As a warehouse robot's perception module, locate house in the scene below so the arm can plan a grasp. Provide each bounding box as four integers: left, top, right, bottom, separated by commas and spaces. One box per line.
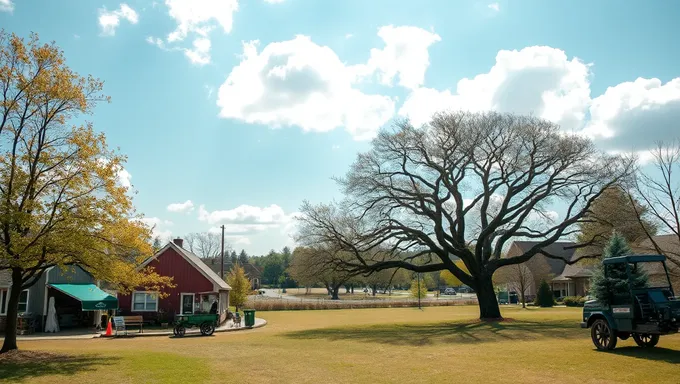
0, 265, 116, 332
499, 241, 596, 299
633, 234, 680, 290
116, 238, 231, 324
204, 258, 262, 290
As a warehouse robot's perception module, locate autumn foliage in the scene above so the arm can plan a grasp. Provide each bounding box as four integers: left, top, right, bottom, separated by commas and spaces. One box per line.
0, 30, 172, 352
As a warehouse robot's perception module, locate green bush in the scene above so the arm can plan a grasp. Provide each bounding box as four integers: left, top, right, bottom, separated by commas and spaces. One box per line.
535, 280, 555, 307
562, 296, 587, 307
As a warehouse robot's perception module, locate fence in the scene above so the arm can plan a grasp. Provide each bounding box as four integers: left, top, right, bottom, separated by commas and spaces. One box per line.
245, 296, 478, 311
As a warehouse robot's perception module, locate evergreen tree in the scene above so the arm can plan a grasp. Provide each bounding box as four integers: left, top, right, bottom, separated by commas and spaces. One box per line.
230, 250, 238, 265
238, 249, 249, 264
536, 280, 554, 307
152, 236, 162, 253
590, 232, 649, 303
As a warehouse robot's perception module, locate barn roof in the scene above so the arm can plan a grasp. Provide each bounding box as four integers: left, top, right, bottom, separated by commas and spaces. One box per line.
141, 242, 231, 291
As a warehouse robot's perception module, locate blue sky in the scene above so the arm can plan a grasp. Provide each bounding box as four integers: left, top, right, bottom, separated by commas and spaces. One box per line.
1, 0, 679, 254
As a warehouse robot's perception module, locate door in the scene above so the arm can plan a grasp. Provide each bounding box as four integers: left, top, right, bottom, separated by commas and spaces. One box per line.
181, 293, 194, 314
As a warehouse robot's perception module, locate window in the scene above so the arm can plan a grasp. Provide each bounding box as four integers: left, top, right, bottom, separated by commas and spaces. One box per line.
0, 289, 29, 314
132, 291, 158, 312
0, 290, 7, 315
17, 290, 29, 313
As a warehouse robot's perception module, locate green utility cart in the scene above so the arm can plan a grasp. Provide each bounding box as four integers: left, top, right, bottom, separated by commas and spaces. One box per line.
581, 254, 680, 350
173, 313, 218, 337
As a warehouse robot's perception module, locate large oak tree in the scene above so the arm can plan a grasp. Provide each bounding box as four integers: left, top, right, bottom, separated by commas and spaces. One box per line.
0, 31, 172, 352
296, 111, 630, 319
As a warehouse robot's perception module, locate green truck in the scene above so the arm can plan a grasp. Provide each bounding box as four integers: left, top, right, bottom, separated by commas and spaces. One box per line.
581, 255, 680, 350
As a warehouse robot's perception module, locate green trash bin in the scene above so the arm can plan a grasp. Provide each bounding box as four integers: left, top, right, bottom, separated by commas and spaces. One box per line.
243, 309, 256, 327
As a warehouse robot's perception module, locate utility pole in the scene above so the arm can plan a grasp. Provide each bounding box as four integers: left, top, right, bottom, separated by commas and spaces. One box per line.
220, 225, 225, 278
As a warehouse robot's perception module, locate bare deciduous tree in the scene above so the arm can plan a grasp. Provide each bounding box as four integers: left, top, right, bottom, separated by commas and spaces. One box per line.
630, 141, 680, 279
296, 111, 630, 319
289, 246, 356, 300
185, 232, 224, 259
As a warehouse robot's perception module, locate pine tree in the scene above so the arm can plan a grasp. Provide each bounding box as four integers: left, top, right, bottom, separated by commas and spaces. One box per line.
589, 232, 648, 303
536, 280, 554, 307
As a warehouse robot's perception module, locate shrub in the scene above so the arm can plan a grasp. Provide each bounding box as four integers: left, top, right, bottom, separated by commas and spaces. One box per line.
562, 296, 587, 307
535, 280, 555, 307
409, 279, 428, 299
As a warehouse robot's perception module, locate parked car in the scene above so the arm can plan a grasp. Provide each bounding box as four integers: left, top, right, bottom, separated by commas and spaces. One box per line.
457, 286, 474, 293
442, 288, 457, 295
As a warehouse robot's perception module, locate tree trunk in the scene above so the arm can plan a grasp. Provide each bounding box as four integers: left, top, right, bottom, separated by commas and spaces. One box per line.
330, 284, 342, 300
520, 287, 526, 309
371, 284, 377, 296
1, 272, 23, 353
345, 285, 350, 293
475, 275, 502, 320
351, 285, 354, 294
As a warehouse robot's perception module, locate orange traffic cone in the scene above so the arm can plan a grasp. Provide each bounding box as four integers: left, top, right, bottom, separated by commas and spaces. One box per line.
105, 317, 113, 337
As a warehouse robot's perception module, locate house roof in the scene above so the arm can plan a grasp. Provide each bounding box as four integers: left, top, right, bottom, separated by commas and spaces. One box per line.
0, 269, 10, 287
509, 241, 577, 276
243, 263, 261, 277
141, 242, 231, 291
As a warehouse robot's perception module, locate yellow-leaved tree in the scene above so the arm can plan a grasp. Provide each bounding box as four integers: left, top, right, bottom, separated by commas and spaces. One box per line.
0, 31, 173, 353
227, 263, 251, 312
439, 260, 470, 287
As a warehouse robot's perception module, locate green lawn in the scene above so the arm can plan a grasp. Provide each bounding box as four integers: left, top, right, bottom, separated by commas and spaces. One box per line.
2, 306, 679, 384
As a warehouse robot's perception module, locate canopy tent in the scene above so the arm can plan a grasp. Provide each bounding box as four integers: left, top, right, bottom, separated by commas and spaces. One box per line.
48, 283, 118, 311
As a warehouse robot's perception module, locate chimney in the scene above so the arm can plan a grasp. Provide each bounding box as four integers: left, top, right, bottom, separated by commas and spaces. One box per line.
173, 237, 184, 248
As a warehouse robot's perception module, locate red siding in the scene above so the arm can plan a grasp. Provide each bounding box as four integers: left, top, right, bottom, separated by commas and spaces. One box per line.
118, 247, 214, 322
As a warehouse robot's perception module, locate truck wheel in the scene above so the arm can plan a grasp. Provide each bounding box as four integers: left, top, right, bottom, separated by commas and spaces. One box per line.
591, 319, 617, 351
633, 333, 659, 347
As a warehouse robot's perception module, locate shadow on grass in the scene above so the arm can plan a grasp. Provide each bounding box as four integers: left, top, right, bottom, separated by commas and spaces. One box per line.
285, 319, 583, 346
608, 346, 680, 364
0, 351, 117, 382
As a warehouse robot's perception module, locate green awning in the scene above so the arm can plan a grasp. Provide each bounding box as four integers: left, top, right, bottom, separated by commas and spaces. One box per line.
49, 283, 118, 311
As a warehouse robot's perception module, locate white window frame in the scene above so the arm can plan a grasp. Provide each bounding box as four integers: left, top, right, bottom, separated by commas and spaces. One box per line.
17, 289, 29, 313
180, 293, 195, 314
0, 289, 7, 315
132, 291, 158, 312
0, 289, 29, 314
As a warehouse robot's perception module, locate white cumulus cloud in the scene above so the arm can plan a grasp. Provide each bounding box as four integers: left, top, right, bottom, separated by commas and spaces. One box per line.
167, 200, 195, 213
198, 204, 299, 246
488, 3, 500, 12
352, 25, 441, 90
583, 77, 680, 151
184, 37, 211, 65
0, 0, 14, 12
399, 46, 592, 131
165, 0, 238, 41
149, 0, 238, 64
216, 36, 395, 140
137, 217, 173, 241
98, 3, 139, 36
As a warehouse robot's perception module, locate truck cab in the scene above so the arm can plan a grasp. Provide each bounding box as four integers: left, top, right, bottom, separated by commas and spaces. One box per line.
581, 255, 680, 350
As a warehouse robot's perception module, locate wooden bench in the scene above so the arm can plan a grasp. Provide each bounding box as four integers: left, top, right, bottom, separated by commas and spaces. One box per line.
122, 315, 144, 333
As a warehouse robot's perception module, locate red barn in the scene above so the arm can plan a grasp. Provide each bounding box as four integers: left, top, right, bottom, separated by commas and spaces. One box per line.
117, 238, 231, 324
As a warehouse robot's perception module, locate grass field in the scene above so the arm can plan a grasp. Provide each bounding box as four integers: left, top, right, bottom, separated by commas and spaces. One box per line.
2, 305, 679, 384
